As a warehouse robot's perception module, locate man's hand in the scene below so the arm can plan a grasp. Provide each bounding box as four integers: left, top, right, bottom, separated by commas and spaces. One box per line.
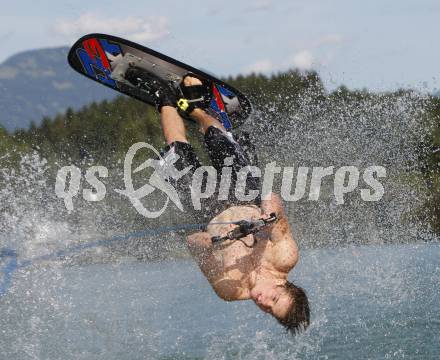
261, 192, 286, 221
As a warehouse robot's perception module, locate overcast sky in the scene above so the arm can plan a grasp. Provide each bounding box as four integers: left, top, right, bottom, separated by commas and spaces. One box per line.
1, 0, 439, 92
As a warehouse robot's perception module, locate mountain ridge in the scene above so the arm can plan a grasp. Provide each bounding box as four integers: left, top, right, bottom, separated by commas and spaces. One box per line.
0, 46, 116, 132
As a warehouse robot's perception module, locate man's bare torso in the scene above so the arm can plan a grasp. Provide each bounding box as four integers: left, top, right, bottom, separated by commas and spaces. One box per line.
187, 203, 298, 301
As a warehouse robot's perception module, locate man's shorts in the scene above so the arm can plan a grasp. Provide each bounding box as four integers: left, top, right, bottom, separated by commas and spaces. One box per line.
160, 126, 261, 219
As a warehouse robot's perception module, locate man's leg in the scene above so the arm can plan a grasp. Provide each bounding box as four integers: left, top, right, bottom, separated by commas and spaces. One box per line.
158, 105, 203, 214
186, 107, 261, 209
160, 106, 188, 144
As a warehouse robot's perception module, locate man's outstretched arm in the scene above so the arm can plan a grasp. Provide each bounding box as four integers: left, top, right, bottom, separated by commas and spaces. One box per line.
260, 193, 299, 271
260, 192, 290, 242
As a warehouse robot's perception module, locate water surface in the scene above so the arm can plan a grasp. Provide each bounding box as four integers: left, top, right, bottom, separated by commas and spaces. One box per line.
1, 243, 439, 359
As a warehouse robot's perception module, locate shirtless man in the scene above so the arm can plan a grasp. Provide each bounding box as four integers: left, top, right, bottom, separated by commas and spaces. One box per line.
125, 68, 310, 333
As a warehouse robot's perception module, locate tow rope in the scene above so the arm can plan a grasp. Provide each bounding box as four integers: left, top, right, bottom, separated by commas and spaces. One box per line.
0, 214, 277, 298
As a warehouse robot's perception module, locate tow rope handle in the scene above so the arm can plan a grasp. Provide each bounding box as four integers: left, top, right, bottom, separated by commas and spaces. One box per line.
211, 213, 278, 244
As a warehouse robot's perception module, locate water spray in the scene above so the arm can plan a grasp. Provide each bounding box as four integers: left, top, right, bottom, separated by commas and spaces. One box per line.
0, 216, 275, 298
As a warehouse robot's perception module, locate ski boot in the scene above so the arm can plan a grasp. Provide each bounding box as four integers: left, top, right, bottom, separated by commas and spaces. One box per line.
124, 66, 177, 111
176, 73, 212, 116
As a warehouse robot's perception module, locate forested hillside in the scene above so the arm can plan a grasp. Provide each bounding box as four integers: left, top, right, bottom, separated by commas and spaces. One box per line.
1, 70, 439, 256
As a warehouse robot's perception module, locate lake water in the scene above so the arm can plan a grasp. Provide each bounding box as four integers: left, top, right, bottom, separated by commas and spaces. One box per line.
0, 243, 439, 359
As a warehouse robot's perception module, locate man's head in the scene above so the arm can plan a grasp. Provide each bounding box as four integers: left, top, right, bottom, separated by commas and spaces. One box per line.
250, 280, 310, 334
